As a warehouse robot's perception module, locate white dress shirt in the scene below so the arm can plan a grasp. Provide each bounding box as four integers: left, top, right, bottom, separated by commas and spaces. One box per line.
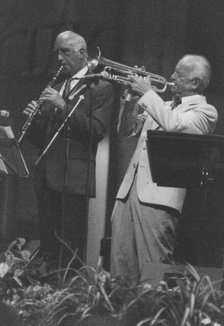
60, 66, 88, 100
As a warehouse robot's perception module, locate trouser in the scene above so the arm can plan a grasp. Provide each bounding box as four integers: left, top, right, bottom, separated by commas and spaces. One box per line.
110, 177, 179, 283
36, 181, 88, 270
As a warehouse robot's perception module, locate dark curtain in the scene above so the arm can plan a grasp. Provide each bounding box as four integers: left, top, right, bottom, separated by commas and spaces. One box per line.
0, 0, 224, 265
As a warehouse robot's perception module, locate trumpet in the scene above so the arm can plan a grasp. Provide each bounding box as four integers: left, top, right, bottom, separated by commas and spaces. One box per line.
18, 65, 64, 144
84, 47, 174, 92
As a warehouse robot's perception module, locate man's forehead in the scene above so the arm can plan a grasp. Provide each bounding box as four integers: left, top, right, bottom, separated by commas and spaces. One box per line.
176, 59, 192, 72
54, 38, 82, 52
54, 40, 73, 51
54, 42, 69, 50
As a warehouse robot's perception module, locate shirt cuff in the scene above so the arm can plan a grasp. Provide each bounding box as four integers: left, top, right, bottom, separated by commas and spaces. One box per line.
137, 89, 159, 110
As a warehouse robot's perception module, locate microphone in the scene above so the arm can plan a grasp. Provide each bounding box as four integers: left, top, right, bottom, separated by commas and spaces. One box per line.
74, 71, 110, 81
0, 110, 10, 126
0, 110, 10, 118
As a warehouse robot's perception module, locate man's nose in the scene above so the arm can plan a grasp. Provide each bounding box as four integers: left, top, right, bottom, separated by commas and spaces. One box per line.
57, 50, 63, 61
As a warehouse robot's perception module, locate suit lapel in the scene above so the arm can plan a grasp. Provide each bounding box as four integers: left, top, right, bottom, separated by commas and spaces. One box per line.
67, 68, 92, 101
68, 80, 85, 100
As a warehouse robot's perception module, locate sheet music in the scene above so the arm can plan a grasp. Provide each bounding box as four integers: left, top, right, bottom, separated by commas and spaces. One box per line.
0, 126, 14, 139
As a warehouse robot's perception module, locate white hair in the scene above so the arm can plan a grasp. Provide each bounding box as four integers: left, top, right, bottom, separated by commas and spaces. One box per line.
182, 54, 211, 92
56, 31, 87, 53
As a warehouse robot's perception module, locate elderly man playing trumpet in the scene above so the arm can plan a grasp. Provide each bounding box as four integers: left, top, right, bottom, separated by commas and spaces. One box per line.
110, 54, 218, 283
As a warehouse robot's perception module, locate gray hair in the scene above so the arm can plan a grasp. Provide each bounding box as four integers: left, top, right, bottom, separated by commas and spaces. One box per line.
182, 54, 211, 93
56, 31, 87, 53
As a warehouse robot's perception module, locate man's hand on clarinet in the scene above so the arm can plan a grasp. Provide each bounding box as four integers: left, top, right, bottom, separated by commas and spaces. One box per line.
23, 100, 38, 116
40, 86, 66, 111
23, 86, 67, 117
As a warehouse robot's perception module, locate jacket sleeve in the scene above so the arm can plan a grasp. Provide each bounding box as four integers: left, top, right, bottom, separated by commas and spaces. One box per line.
24, 103, 53, 148
117, 90, 146, 137
137, 90, 218, 134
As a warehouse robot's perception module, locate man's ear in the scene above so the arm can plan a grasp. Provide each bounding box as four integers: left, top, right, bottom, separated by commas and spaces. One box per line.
79, 48, 85, 58
192, 77, 201, 90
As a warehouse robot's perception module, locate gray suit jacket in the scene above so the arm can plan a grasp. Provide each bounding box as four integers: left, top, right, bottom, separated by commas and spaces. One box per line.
116, 91, 218, 212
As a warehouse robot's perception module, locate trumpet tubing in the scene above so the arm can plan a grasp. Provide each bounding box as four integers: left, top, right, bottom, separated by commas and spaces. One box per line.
18, 65, 64, 143
88, 47, 173, 92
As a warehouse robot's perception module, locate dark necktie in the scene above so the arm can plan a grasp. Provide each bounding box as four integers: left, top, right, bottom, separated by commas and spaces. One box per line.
63, 78, 72, 99
171, 96, 182, 110
47, 78, 72, 137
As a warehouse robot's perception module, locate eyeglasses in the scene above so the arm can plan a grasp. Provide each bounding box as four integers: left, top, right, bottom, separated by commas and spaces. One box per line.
54, 48, 85, 55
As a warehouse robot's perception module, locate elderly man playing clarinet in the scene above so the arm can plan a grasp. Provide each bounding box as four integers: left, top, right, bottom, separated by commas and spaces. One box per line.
23, 31, 114, 272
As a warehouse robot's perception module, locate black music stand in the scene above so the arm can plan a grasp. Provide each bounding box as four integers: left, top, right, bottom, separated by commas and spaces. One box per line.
0, 126, 29, 241
147, 130, 224, 189
147, 130, 224, 267
0, 126, 29, 177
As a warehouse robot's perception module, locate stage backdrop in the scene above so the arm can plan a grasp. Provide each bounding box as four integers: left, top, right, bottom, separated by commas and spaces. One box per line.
0, 0, 224, 268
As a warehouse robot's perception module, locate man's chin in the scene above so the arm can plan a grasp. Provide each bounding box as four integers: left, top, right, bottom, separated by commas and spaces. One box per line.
62, 66, 72, 76
170, 85, 176, 94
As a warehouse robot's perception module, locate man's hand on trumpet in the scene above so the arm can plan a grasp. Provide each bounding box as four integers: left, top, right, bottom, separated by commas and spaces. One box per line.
128, 75, 152, 96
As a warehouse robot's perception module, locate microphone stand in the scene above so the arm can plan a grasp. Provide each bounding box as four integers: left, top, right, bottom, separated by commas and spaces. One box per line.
56, 80, 95, 271
82, 81, 96, 263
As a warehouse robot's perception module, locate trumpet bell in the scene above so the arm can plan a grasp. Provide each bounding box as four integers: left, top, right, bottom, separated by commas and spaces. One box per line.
87, 57, 99, 72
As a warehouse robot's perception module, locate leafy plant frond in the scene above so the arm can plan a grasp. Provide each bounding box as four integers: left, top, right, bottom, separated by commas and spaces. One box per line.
1, 239, 224, 326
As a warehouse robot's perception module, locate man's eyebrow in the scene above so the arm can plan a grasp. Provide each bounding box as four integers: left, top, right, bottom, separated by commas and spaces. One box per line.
54, 46, 70, 52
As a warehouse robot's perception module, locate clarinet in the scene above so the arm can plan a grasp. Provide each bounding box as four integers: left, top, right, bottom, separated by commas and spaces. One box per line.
18, 65, 64, 144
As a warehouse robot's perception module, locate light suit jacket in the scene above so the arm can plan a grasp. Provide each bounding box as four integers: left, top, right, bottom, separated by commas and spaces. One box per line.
116, 90, 218, 213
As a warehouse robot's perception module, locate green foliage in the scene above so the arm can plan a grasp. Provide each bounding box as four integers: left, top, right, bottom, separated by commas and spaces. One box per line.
0, 238, 44, 300
1, 239, 224, 326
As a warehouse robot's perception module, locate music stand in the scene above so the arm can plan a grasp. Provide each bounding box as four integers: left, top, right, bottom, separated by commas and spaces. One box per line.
0, 126, 29, 177
147, 130, 224, 267
0, 126, 29, 241
147, 130, 224, 188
